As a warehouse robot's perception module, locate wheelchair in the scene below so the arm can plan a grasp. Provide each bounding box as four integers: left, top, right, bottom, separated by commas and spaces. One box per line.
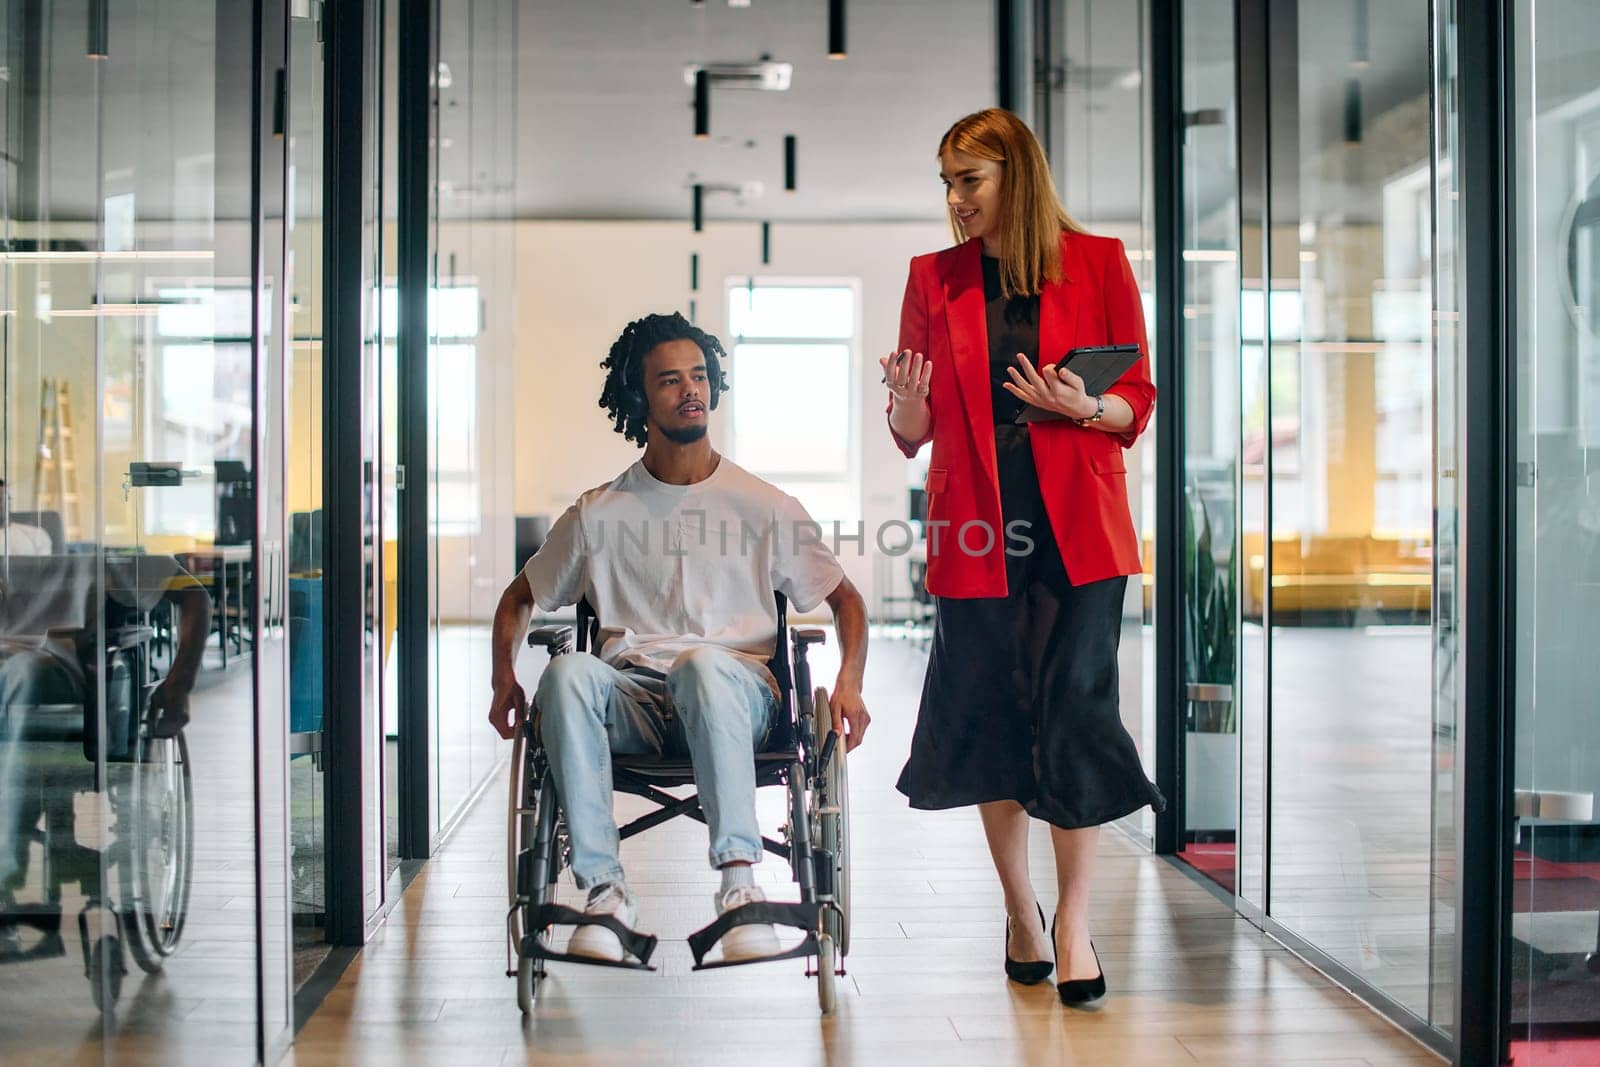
505, 593, 851, 1014
0, 610, 194, 1013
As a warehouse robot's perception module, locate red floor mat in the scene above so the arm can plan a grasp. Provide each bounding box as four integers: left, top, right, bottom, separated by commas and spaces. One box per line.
1510, 1039, 1600, 1065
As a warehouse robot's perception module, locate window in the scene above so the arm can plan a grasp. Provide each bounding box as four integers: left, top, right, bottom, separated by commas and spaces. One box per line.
379, 284, 482, 537
725, 279, 861, 523
146, 286, 255, 538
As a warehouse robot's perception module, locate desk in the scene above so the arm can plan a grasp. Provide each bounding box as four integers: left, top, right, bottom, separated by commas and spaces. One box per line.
180, 544, 252, 668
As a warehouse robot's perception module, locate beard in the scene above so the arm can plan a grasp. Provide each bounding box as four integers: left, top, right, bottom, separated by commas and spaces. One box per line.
657, 422, 708, 445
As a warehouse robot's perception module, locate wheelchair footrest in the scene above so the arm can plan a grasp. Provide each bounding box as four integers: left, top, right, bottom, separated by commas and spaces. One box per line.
521, 903, 659, 970
687, 899, 821, 971
0, 928, 66, 966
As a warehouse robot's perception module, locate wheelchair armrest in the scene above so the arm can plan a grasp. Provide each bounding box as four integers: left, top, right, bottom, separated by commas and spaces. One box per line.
106, 625, 154, 655
792, 627, 827, 649
527, 625, 574, 655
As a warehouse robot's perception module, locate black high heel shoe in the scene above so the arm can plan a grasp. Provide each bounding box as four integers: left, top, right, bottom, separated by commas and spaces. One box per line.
1004, 902, 1054, 985
1052, 919, 1107, 1005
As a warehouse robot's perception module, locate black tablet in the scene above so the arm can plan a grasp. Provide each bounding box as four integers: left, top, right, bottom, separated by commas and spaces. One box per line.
1018, 344, 1142, 422
1059, 343, 1142, 395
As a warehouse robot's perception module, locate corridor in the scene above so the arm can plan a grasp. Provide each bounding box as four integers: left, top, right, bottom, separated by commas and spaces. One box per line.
290, 639, 1439, 1066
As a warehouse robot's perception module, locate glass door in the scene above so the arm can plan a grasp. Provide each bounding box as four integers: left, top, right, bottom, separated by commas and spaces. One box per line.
1506, 0, 1600, 1058
1177, 0, 1243, 895
1256, 0, 1452, 1030
286, 0, 333, 979
1, 0, 280, 1059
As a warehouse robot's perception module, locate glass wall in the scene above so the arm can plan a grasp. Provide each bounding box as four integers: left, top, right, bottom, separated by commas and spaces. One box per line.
0, 0, 289, 1060
287, 0, 332, 982
1176, 0, 1460, 1046
428, 0, 518, 839
1505, 0, 1600, 1058
1264, 0, 1440, 1019
1177, 0, 1242, 893
1045, 0, 1161, 844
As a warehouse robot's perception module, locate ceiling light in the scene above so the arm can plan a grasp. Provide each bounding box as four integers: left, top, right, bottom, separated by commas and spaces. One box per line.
87, 0, 109, 59
694, 69, 710, 139
681, 60, 793, 92
828, 0, 846, 59
1343, 78, 1362, 145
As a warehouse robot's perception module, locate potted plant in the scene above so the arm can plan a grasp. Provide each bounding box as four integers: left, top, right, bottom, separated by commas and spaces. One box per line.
1184, 484, 1237, 835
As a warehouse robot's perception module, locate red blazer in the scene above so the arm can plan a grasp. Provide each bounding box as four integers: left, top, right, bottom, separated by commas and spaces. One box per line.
886, 231, 1155, 598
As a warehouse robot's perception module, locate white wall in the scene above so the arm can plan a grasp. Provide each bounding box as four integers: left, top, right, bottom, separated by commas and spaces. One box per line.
511, 219, 953, 617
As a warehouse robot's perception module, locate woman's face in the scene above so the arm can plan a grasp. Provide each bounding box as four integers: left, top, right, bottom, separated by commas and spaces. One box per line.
940, 149, 1004, 245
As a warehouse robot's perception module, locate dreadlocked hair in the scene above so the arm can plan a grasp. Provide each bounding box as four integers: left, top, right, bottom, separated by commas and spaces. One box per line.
597, 312, 729, 446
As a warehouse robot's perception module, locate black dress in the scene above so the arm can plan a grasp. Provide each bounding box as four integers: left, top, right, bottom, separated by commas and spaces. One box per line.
895, 255, 1166, 830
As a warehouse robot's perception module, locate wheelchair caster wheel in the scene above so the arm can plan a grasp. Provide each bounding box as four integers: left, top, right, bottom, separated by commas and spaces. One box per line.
816, 933, 838, 1015
517, 954, 539, 1015
89, 936, 125, 1014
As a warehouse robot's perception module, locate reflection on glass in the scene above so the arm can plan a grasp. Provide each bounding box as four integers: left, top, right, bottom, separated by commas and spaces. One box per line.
1507, 0, 1600, 1057
1430, 0, 1462, 1036
1266, 0, 1437, 1019
287, 0, 331, 985
431, 0, 518, 842
1177, 0, 1242, 895
1, 1, 264, 1058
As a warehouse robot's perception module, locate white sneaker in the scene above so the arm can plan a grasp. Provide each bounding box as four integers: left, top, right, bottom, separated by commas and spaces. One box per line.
567, 883, 639, 963
714, 883, 782, 963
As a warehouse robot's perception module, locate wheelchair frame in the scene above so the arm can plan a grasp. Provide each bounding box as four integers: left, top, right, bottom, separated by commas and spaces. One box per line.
505, 593, 851, 1014
0, 619, 195, 1014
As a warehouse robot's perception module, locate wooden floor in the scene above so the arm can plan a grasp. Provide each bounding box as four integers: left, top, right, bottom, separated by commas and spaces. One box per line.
289, 636, 1446, 1067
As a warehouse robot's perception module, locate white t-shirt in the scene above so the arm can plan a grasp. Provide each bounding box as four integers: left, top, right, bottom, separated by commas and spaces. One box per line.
2, 523, 53, 556
521, 456, 844, 681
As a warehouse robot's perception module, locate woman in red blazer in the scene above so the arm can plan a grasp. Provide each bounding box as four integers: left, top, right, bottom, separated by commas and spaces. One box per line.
884, 109, 1164, 1005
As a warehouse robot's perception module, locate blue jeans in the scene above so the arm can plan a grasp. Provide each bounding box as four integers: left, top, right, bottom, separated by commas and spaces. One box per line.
535, 646, 777, 890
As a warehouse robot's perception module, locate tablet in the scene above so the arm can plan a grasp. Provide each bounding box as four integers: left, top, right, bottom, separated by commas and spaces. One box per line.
1018, 344, 1142, 422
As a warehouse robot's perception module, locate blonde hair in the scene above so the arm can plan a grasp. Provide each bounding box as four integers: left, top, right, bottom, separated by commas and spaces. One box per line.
938, 108, 1086, 298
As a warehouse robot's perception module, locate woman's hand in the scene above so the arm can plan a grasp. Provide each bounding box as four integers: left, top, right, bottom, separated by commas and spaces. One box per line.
880, 349, 933, 407
1003, 353, 1098, 421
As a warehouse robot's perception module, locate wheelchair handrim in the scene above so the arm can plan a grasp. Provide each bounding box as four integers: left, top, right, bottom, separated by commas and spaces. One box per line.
128, 730, 193, 957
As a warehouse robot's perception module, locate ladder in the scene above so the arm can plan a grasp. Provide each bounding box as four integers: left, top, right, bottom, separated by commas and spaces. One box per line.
33, 379, 82, 541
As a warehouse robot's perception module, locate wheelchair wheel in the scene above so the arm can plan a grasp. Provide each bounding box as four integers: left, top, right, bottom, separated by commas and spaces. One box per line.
508, 727, 560, 1015
816, 933, 838, 1014
88, 935, 124, 1014
517, 953, 539, 1015
122, 730, 193, 973
810, 686, 851, 958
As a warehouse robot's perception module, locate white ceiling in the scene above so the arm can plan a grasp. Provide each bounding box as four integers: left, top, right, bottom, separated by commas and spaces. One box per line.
502, 0, 996, 223
5, 0, 1466, 232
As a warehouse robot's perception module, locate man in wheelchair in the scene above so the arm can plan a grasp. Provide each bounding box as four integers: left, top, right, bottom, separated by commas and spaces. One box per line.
489, 312, 869, 966
0, 550, 210, 990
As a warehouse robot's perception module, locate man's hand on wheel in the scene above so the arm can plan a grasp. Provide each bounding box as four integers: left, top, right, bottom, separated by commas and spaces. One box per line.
147, 674, 194, 738
488, 673, 528, 740
828, 681, 870, 752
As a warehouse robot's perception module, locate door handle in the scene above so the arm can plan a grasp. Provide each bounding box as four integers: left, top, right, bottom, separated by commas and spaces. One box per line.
124, 462, 204, 495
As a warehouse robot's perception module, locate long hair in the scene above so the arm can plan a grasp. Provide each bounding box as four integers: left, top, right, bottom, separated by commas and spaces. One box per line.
597, 311, 729, 446
938, 108, 1086, 298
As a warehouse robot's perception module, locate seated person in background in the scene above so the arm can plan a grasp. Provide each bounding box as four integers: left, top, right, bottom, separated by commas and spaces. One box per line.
488, 312, 870, 964
0, 552, 211, 912
0, 480, 54, 556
